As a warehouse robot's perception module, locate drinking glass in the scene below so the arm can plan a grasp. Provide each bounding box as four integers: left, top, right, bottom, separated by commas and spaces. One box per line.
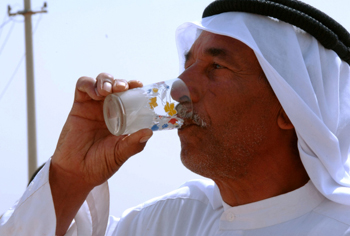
103, 78, 192, 136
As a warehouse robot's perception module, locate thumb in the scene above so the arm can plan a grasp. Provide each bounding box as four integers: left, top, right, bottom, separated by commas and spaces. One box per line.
114, 129, 153, 166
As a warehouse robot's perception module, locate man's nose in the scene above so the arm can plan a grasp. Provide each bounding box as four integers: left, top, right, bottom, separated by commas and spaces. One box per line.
170, 79, 191, 104
178, 64, 207, 103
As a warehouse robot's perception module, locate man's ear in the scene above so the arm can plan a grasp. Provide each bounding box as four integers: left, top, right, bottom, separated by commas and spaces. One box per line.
277, 108, 294, 130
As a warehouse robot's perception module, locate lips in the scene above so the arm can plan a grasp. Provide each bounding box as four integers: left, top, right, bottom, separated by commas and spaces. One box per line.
179, 118, 199, 131
175, 102, 192, 119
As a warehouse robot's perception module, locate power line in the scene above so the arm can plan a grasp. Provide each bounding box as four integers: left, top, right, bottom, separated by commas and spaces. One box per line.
0, 55, 25, 101
7, 18, 24, 23
0, 18, 11, 29
0, 14, 43, 102
0, 20, 15, 55
33, 14, 43, 33
0, 15, 7, 40
0, 19, 12, 28
0, 4, 26, 29
0, 16, 10, 31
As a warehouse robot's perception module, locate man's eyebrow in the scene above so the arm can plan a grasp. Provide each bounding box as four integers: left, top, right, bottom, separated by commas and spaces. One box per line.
184, 47, 231, 65
204, 47, 228, 58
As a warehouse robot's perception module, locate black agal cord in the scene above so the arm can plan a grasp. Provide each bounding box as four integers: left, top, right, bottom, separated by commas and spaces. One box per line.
202, 0, 350, 64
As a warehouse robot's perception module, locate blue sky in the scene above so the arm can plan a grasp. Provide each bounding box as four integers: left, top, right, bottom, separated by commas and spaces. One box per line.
0, 0, 349, 217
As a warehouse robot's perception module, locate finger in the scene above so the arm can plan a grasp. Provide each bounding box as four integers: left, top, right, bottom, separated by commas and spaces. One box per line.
128, 80, 143, 89
114, 129, 153, 167
96, 73, 115, 97
112, 78, 129, 93
75, 76, 102, 102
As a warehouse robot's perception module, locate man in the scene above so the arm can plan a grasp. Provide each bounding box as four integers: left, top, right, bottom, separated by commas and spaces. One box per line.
1, 0, 350, 235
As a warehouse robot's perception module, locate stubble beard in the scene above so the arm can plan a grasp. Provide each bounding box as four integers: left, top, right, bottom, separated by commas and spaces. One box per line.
180, 117, 266, 181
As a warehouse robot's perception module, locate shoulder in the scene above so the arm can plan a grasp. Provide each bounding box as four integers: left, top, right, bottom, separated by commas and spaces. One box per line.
140, 179, 216, 209
114, 179, 222, 235
122, 179, 219, 215
313, 198, 350, 226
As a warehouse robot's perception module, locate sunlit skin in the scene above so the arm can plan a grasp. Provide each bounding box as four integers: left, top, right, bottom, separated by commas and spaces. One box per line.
178, 31, 309, 207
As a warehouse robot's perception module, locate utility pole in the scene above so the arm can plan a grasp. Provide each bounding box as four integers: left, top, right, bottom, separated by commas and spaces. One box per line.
8, 1, 47, 181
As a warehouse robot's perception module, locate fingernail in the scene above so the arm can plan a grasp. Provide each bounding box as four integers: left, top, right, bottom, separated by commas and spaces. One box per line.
139, 135, 152, 143
103, 82, 112, 93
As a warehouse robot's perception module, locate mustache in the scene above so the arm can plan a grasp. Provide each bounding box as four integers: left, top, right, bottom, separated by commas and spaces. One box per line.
176, 103, 207, 128
191, 111, 207, 127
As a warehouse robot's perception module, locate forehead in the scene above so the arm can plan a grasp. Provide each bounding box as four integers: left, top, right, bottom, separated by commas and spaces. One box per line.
187, 31, 260, 67
190, 31, 255, 55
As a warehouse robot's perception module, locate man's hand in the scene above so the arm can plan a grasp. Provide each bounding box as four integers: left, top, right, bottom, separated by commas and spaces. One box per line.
49, 73, 153, 235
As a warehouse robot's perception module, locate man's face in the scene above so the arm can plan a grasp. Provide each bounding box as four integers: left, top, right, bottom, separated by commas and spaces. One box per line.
178, 31, 282, 180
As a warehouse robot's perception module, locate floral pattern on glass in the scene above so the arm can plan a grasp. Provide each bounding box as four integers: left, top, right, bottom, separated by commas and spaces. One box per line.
146, 82, 183, 131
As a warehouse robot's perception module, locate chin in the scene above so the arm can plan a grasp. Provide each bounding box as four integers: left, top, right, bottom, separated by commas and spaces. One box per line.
180, 147, 215, 178
180, 145, 252, 180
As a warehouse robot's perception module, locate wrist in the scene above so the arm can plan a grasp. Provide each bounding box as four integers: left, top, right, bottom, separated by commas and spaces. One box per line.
49, 160, 94, 198
49, 161, 93, 235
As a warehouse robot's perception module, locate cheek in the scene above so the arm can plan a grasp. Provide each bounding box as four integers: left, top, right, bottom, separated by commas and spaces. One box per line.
205, 86, 245, 125
202, 77, 278, 131
204, 88, 272, 139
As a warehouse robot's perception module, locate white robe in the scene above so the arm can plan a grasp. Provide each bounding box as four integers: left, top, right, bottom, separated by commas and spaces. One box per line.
1, 159, 350, 236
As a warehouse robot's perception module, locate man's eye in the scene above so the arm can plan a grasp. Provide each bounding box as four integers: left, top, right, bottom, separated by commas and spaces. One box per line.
213, 63, 223, 69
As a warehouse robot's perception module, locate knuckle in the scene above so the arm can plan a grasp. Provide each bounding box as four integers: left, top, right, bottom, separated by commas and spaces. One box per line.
112, 79, 129, 92
97, 73, 114, 82
76, 76, 94, 90
114, 142, 127, 167
77, 76, 89, 84
115, 78, 128, 85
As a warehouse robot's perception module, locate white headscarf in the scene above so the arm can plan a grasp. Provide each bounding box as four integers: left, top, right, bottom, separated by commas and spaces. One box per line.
175, 12, 350, 205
